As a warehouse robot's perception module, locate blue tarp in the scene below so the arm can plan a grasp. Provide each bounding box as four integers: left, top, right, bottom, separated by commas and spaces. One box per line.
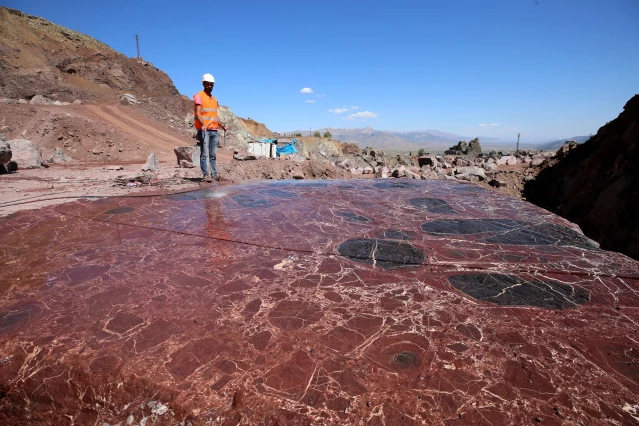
276, 138, 298, 157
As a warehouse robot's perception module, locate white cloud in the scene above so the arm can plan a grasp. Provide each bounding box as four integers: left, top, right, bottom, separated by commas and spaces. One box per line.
305, 100, 315, 104
343, 111, 378, 120
479, 124, 487, 127
329, 106, 359, 114
479, 123, 500, 127
300, 87, 314, 94
490, 123, 500, 127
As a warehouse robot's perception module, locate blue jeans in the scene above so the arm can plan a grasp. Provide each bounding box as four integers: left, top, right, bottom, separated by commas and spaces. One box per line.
197, 130, 219, 178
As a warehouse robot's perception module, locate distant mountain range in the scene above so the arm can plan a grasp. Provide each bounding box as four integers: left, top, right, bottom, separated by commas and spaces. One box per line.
287, 126, 589, 152
287, 126, 508, 152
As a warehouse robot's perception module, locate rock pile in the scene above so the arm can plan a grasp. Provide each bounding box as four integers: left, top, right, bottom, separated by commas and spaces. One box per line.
333, 149, 554, 185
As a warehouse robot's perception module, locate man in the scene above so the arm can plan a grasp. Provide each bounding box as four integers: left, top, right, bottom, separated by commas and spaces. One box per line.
194, 73, 227, 182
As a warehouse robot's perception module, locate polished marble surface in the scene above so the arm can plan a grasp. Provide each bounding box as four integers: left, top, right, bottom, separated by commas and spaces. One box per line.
1, 180, 639, 425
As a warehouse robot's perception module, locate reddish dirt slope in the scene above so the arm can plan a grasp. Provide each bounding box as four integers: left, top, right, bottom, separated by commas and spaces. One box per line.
0, 102, 194, 163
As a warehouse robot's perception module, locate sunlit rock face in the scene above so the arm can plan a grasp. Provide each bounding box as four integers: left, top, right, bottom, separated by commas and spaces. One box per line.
2, 179, 639, 425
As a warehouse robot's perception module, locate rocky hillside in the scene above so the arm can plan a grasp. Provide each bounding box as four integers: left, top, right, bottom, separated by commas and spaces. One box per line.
524, 94, 639, 260
0, 7, 178, 101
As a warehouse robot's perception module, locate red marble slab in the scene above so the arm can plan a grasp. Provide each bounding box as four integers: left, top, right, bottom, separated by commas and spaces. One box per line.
1, 180, 639, 425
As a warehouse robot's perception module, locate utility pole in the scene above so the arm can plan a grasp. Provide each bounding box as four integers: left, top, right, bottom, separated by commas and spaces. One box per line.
135, 35, 140, 59
309, 128, 311, 137
516, 133, 520, 153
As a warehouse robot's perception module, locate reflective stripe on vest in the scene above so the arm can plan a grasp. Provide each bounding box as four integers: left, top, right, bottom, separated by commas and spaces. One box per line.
193, 91, 219, 130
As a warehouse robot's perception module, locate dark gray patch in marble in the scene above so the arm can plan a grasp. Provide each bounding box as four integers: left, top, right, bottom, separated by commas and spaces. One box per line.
448, 273, 590, 310
259, 189, 297, 199
373, 181, 418, 189
393, 351, 418, 367
336, 238, 424, 269
232, 195, 273, 208
338, 212, 370, 223
483, 223, 599, 249
103, 207, 135, 215
410, 198, 457, 214
380, 230, 417, 241
421, 219, 527, 235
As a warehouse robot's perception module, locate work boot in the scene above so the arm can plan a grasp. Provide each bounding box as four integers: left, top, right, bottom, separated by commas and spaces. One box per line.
204, 175, 213, 183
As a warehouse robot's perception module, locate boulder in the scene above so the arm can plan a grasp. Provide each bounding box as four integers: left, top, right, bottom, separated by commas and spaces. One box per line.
489, 179, 507, 188
531, 156, 545, 167
142, 152, 161, 171
73, 99, 82, 105
17, 99, 28, 104
375, 166, 390, 178
0, 140, 12, 164
421, 169, 438, 180
48, 147, 73, 164
405, 170, 420, 179
456, 166, 486, 179
362, 166, 374, 174
418, 156, 435, 168
7, 139, 44, 168
483, 162, 498, 171
29, 95, 52, 105
496, 155, 516, 165
0, 98, 15, 104
391, 166, 407, 178
0, 161, 18, 174
120, 93, 138, 105
174, 146, 200, 167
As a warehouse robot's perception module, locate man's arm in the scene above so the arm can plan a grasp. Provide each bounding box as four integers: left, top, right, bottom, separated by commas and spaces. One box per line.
195, 105, 207, 129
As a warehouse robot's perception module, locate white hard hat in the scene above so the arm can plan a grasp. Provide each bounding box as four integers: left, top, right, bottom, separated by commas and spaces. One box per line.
202, 73, 215, 83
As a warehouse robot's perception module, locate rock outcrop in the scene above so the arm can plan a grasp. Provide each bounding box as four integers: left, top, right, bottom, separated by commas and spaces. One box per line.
445, 138, 482, 156
525, 94, 639, 260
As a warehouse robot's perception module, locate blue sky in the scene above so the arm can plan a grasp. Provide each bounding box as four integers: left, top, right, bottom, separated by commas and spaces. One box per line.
4, 0, 638, 141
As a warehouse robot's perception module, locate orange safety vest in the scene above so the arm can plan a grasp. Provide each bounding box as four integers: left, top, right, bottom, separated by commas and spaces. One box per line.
194, 91, 219, 130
